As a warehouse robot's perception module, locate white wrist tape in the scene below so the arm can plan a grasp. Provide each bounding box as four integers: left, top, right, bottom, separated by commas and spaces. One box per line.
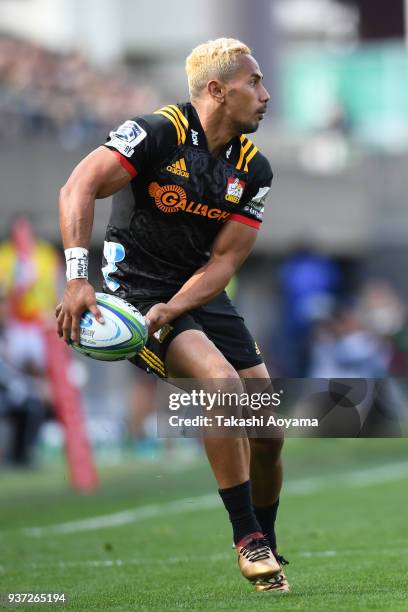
65, 247, 89, 281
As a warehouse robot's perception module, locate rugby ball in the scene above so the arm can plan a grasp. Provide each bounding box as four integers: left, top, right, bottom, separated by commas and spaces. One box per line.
72, 293, 148, 361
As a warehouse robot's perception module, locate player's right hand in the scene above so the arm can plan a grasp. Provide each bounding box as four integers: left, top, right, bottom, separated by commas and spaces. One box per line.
144, 302, 172, 336
56, 279, 104, 345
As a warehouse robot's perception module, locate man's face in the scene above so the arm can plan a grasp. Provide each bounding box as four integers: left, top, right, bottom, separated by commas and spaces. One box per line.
223, 54, 270, 134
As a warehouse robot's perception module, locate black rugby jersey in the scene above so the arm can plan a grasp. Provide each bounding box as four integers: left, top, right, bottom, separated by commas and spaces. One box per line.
102, 102, 273, 299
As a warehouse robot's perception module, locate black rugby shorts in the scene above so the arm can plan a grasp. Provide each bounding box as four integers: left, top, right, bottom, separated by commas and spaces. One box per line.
127, 291, 263, 378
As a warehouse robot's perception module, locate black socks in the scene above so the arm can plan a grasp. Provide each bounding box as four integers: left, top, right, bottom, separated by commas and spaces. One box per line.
219, 482, 280, 550
254, 498, 280, 552
218, 480, 262, 546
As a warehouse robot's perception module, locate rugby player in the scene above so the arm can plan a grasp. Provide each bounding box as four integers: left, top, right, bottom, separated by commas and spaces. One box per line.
57, 38, 288, 592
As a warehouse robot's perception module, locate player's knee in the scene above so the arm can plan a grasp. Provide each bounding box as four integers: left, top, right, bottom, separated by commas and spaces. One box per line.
202, 356, 240, 381
250, 437, 284, 463
201, 361, 244, 402
215, 363, 240, 381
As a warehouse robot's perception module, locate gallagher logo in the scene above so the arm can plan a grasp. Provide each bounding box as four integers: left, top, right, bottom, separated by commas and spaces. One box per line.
148, 182, 230, 222
225, 178, 245, 204
148, 183, 187, 213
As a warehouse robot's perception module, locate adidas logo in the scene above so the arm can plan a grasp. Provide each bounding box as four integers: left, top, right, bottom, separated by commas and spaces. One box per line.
166, 158, 189, 178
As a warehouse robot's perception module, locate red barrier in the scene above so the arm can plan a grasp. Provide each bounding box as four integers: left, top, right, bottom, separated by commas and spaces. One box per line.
43, 323, 99, 492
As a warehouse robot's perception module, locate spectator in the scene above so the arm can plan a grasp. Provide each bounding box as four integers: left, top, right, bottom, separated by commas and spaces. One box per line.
308, 298, 405, 435
309, 302, 389, 378
278, 247, 341, 376
0, 217, 64, 464
0, 286, 45, 465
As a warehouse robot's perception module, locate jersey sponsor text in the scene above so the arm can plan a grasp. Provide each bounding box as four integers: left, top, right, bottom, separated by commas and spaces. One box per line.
149, 183, 230, 222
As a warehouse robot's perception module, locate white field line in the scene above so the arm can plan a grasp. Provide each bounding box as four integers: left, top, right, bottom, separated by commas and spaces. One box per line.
22, 494, 218, 538
284, 460, 408, 495
300, 551, 337, 557
20, 460, 408, 538
8, 546, 408, 572
25, 553, 232, 571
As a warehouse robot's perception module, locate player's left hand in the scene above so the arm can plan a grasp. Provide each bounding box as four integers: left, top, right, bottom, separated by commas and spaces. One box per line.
145, 303, 172, 335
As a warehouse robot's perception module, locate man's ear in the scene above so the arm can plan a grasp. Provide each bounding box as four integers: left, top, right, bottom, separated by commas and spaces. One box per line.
208, 80, 225, 103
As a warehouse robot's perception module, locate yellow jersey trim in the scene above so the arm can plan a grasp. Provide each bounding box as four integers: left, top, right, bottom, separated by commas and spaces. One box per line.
154, 108, 183, 144
244, 145, 258, 172
168, 104, 189, 129
236, 137, 252, 170
236, 135, 258, 172
154, 105, 188, 144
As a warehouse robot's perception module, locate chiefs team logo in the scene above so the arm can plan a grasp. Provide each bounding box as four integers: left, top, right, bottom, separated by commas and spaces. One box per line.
225, 178, 246, 204
148, 182, 187, 213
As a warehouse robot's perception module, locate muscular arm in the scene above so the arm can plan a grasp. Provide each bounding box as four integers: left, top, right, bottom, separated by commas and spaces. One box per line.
57, 147, 132, 343
60, 147, 131, 248
146, 221, 258, 333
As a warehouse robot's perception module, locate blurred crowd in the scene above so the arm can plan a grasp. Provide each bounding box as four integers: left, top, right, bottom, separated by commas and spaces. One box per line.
270, 248, 408, 380
0, 35, 159, 145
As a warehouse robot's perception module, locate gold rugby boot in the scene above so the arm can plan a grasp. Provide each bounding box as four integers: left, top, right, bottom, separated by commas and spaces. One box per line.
236, 534, 281, 583
254, 554, 290, 593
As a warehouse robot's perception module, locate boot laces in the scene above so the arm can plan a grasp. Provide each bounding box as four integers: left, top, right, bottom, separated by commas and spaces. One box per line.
241, 537, 272, 563
275, 553, 289, 566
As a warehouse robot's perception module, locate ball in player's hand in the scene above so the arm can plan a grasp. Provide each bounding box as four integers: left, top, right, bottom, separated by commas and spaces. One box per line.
72, 293, 147, 361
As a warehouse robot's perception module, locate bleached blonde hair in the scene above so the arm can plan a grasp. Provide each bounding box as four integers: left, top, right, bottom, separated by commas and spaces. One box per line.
186, 38, 251, 100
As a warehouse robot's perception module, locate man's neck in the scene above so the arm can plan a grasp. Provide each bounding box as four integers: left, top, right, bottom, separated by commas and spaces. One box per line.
192, 101, 237, 157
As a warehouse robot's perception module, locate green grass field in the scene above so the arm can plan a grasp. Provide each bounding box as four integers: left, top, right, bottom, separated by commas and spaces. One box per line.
1, 439, 408, 611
